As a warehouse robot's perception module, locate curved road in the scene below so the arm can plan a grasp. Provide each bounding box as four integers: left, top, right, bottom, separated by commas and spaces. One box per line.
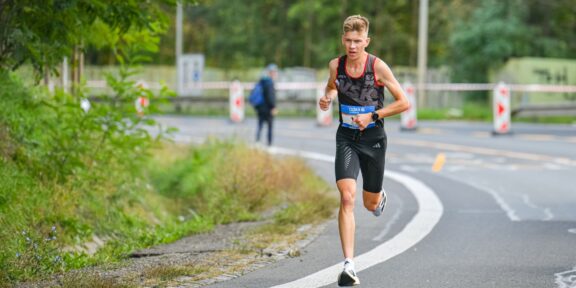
153, 116, 576, 288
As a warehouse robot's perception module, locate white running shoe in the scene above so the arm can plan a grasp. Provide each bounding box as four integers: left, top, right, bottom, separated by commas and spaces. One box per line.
373, 189, 387, 217
338, 260, 360, 286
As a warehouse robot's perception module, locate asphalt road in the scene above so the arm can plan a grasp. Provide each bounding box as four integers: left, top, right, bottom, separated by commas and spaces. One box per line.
152, 116, 576, 288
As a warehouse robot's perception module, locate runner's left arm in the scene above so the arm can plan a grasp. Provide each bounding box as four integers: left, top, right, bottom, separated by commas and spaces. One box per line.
353, 59, 409, 129
373, 59, 410, 118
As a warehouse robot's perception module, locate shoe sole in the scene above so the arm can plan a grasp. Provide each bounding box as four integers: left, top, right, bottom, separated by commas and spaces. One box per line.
373, 190, 387, 216
338, 270, 360, 286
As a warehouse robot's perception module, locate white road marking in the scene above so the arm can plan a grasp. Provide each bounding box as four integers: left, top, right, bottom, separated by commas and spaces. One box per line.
438, 173, 520, 221
522, 194, 555, 221
372, 197, 403, 242
457, 209, 503, 214
399, 165, 420, 173
555, 266, 576, 288
267, 147, 444, 288
568, 229, 576, 234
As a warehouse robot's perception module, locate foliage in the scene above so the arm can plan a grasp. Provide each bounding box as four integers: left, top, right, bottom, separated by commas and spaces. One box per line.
449, 0, 576, 85
113, 0, 422, 69
0, 21, 174, 281
0, 0, 196, 76
129, 0, 575, 76
449, 0, 533, 84
7, 227, 65, 280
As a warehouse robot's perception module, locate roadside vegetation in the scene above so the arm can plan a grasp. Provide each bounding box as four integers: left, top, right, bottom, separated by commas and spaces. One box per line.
0, 70, 335, 286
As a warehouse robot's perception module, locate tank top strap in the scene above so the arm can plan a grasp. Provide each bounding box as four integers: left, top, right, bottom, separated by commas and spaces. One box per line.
366, 54, 376, 75
337, 55, 347, 76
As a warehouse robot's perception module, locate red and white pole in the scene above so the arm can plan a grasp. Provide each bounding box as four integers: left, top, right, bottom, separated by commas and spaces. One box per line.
493, 82, 511, 135
401, 82, 418, 131
316, 84, 333, 126
229, 80, 245, 123
135, 80, 150, 117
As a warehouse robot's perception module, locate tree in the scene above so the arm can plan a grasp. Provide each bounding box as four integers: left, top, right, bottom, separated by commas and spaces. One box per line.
449, 0, 534, 83
0, 0, 194, 77
448, 0, 576, 85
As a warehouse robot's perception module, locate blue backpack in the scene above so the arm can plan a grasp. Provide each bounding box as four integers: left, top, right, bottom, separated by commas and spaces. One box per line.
249, 80, 264, 107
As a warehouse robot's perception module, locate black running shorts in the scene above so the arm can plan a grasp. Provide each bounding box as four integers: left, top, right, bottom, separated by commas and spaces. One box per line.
335, 125, 387, 193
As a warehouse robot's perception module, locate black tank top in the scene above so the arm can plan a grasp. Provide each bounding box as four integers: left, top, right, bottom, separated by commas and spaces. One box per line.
336, 54, 385, 129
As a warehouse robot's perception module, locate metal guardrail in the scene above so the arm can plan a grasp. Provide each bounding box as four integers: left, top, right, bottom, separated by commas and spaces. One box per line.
511, 105, 576, 117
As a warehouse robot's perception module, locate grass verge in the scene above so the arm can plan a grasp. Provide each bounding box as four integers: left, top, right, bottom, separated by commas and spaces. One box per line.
2, 139, 336, 287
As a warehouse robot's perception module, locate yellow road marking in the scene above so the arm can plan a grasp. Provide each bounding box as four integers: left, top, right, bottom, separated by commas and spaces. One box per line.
394, 139, 576, 166
432, 153, 446, 172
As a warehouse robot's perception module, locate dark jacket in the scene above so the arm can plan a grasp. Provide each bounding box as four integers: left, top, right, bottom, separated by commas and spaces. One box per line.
257, 77, 276, 113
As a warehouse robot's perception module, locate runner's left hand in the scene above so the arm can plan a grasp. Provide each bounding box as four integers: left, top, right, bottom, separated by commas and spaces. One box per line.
352, 113, 370, 131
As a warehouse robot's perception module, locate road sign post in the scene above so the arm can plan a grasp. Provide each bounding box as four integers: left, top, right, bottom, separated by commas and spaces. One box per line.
229, 80, 245, 123
178, 54, 204, 97
316, 85, 333, 126
401, 82, 418, 131
493, 82, 511, 135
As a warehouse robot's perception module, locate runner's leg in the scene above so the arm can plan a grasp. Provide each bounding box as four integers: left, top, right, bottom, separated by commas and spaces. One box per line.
337, 179, 357, 260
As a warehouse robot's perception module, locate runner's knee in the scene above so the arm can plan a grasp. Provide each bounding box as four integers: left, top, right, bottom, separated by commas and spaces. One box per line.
340, 190, 355, 210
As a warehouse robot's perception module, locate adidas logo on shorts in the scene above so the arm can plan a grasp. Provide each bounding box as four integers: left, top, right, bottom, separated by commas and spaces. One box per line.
372, 142, 381, 149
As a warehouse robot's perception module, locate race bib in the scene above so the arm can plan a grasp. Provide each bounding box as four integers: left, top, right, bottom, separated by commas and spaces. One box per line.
341, 104, 376, 129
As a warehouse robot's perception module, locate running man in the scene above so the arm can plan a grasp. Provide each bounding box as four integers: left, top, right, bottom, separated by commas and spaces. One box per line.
318, 15, 410, 286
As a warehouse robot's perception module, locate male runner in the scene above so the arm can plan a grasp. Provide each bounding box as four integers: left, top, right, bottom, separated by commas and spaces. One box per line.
318, 15, 409, 286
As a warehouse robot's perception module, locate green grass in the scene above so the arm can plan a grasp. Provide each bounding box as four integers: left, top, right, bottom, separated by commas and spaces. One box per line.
514, 116, 576, 124
417, 103, 492, 121
0, 139, 336, 285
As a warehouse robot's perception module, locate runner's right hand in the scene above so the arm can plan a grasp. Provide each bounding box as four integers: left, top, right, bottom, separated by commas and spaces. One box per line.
319, 95, 332, 111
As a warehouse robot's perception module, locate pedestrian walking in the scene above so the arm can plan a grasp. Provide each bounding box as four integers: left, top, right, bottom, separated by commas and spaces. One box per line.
251, 64, 278, 146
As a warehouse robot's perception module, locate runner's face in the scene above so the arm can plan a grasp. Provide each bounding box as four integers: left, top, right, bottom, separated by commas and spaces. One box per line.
342, 31, 370, 60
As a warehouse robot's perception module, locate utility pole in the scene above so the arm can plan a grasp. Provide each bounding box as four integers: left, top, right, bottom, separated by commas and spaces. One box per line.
176, 2, 183, 96
417, 0, 429, 107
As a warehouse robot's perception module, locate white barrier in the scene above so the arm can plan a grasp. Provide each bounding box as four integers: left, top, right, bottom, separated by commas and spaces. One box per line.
401, 82, 418, 130
135, 80, 150, 116
229, 80, 245, 123
493, 82, 511, 135
316, 86, 333, 126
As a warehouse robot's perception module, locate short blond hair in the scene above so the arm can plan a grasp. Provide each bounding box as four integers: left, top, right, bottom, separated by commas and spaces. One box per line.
343, 15, 369, 35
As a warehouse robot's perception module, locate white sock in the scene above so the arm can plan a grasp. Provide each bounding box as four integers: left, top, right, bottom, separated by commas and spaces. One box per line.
344, 258, 355, 270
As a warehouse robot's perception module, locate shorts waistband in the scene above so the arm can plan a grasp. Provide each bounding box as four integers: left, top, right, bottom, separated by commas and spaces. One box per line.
337, 124, 385, 140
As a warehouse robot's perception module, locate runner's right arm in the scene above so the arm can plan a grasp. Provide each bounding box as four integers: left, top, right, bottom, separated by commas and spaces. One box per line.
319, 58, 339, 111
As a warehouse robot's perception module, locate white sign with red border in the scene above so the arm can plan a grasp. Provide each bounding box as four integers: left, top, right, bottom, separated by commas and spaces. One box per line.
401, 82, 418, 130
316, 86, 333, 126
135, 80, 150, 116
229, 80, 245, 123
493, 82, 511, 134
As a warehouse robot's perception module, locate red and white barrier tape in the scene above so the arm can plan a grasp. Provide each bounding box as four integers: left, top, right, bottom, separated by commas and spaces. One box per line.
85, 80, 576, 93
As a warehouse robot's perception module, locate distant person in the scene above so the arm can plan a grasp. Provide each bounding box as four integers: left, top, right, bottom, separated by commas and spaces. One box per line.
251, 64, 278, 146
318, 15, 409, 286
